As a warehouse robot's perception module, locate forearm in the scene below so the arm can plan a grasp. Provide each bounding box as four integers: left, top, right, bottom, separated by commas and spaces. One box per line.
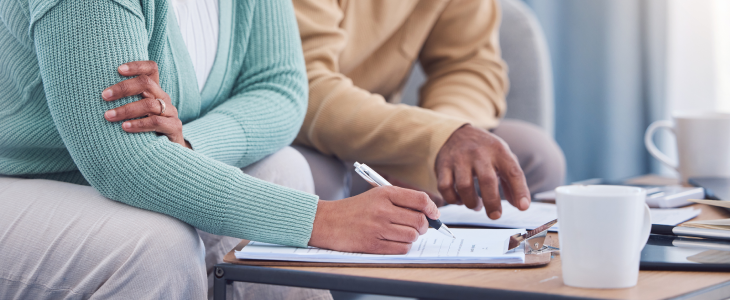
299, 75, 465, 194
420, 69, 506, 129
294, 0, 469, 193
34, 0, 317, 247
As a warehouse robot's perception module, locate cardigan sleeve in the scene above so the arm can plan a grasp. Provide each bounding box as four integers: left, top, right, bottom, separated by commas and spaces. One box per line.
418, 0, 508, 130
182, 0, 309, 168
293, 0, 466, 195
31, 0, 318, 247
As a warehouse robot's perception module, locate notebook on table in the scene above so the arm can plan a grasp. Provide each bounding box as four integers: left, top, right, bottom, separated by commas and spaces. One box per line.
223, 228, 553, 268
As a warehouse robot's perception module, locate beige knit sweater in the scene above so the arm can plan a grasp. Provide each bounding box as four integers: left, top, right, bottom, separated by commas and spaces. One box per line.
294, 0, 508, 195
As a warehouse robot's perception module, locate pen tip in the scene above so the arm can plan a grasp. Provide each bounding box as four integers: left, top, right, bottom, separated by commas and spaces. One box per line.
441, 226, 456, 239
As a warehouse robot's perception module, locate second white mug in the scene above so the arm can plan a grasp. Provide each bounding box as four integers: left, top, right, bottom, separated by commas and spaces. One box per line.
645, 112, 730, 182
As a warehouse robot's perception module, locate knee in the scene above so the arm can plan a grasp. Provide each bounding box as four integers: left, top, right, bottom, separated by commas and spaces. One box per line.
242, 146, 316, 193
492, 119, 566, 193
119, 212, 208, 295
134, 213, 206, 262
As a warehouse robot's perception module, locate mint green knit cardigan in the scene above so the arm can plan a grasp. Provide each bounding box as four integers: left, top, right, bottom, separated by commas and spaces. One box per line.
0, 0, 318, 247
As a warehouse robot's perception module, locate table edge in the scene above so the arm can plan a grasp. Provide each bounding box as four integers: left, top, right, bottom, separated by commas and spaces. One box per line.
214, 263, 600, 300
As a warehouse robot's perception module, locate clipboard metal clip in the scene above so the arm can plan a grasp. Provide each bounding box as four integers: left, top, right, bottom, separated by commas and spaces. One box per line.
506, 219, 560, 254
523, 231, 560, 254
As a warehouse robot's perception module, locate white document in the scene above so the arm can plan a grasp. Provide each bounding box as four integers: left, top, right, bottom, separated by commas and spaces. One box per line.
235, 228, 525, 264
438, 200, 701, 231
438, 201, 560, 231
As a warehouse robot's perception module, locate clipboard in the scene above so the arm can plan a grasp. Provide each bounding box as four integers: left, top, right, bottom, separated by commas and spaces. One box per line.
222, 236, 553, 268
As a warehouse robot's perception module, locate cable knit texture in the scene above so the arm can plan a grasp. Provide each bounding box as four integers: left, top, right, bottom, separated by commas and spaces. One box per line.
0, 0, 317, 247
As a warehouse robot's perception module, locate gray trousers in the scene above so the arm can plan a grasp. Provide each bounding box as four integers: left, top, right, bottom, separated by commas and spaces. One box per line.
295, 119, 566, 200
0, 147, 332, 300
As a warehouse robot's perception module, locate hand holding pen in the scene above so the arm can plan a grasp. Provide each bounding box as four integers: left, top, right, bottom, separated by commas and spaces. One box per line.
355, 162, 456, 238
308, 174, 442, 254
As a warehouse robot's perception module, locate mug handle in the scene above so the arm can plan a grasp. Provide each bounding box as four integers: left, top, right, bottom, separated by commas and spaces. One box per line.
644, 120, 679, 170
638, 203, 652, 251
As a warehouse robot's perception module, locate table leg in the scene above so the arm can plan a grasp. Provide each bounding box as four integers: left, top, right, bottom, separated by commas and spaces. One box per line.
214, 266, 227, 300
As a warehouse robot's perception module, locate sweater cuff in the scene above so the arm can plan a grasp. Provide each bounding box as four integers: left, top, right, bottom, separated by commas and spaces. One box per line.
221, 177, 320, 247
183, 113, 247, 166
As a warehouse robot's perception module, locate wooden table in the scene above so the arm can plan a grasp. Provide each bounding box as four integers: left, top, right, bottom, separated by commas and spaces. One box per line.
213, 178, 730, 300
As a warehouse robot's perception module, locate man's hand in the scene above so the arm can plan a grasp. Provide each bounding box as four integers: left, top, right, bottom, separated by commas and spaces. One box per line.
436, 124, 530, 219
309, 187, 440, 254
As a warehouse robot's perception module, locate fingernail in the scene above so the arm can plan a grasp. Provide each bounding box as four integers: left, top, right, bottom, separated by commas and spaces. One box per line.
489, 211, 501, 220
520, 197, 530, 210
119, 64, 129, 72
102, 89, 113, 99
122, 122, 131, 129
105, 110, 116, 119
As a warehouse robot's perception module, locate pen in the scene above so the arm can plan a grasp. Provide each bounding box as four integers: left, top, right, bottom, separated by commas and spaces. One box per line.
353, 162, 456, 239
651, 224, 730, 241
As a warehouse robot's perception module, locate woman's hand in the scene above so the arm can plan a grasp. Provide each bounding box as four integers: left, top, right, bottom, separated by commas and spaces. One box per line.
309, 186, 440, 254
102, 61, 191, 149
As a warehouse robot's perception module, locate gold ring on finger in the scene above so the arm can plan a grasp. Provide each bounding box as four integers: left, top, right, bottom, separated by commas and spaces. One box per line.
157, 98, 166, 116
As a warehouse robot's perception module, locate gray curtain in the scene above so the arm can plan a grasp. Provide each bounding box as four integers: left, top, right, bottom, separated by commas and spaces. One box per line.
521, 0, 668, 182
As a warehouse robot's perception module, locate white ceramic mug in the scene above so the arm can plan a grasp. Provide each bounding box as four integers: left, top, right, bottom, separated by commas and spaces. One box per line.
556, 185, 651, 289
645, 112, 730, 182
